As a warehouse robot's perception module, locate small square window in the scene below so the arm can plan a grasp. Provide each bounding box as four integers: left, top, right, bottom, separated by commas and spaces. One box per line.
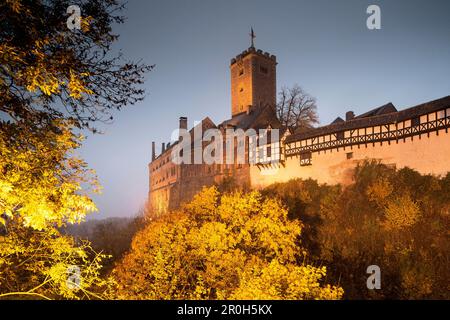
346, 152, 353, 160
260, 66, 268, 74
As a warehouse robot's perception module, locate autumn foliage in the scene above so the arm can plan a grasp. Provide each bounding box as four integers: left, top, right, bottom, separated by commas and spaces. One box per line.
263, 160, 450, 299
113, 187, 343, 300
0, 121, 114, 299
0, 0, 149, 299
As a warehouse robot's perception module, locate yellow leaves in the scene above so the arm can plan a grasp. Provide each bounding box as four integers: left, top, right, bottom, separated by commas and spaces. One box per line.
0, 44, 26, 67
367, 178, 393, 206
186, 221, 232, 257
0, 219, 113, 299
68, 69, 93, 99
367, 177, 421, 231
81, 16, 94, 33
24, 65, 60, 96
24, 66, 93, 99
230, 259, 343, 300
185, 186, 219, 220
114, 186, 343, 300
0, 120, 111, 299
5, 0, 23, 13
0, 121, 98, 230
383, 194, 421, 231
4, 36, 93, 100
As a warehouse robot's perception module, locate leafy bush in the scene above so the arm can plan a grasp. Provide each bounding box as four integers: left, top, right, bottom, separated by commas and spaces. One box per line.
113, 187, 343, 300
262, 160, 450, 299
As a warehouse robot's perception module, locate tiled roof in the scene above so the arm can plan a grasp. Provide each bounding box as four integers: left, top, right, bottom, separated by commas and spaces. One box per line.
285, 95, 450, 144
219, 105, 281, 130
355, 102, 397, 119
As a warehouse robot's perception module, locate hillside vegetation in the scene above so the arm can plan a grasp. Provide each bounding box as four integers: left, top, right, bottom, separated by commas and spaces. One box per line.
262, 160, 450, 299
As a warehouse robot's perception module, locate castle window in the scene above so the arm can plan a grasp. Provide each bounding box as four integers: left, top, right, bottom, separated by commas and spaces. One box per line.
239, 68, 244, 76
411, 116, 420, 126
300, 152, 312, 166
346, 152, 353, 160
240, 87, 244, 93
267, 146, 271, 157
260, 65, 268, 74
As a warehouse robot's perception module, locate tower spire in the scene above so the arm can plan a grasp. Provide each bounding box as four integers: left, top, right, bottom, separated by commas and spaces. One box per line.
250, 27, 255, 48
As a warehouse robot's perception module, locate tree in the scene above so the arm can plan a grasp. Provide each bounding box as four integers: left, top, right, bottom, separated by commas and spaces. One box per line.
276, 84, 318, 131
0, 0, 150, 299
113, 187, 343, 300
0, 120, 114, 299
0, 0, 153, 132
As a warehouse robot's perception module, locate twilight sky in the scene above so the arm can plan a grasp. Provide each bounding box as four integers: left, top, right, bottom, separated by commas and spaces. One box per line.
79, 0, 450, 219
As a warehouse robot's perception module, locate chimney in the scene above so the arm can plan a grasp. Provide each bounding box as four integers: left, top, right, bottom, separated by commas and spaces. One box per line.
346, 111, 355, 121
151, 141, 156, 161
179, 116, 187, 139
162, 142, 166, 153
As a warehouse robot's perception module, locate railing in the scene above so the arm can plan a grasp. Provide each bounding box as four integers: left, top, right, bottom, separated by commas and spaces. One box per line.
285, 114, 450, 156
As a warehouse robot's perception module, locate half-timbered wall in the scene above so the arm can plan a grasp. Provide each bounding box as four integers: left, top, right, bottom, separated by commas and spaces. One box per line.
250, 107, 450, 188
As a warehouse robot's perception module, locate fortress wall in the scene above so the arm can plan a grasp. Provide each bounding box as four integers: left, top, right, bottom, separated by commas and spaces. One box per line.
250, 128, 450, 188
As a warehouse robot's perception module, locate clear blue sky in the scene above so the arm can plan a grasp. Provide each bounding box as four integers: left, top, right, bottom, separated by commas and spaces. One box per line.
79, 0, 450, 218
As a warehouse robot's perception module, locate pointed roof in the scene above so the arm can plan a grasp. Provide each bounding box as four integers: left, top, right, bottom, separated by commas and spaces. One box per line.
331, 117, 345, 124
219, 105, 281, 130
355, 102, 397, 119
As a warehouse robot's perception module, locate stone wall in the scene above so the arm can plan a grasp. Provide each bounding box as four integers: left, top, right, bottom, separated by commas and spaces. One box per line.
250, 127, 450, 188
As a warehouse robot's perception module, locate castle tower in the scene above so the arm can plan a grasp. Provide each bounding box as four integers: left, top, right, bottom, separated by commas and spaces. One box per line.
230, 31, 277, 117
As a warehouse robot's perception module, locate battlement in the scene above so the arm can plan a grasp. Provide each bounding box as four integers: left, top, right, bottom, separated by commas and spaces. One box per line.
230, 47, 277, 65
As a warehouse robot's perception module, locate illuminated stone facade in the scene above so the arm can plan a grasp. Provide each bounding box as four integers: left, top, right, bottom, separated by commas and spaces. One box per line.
148, 44, 450, 216
230, 47, 277, 116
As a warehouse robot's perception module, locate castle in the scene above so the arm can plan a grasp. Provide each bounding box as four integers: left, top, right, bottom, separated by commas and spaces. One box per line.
148, 41, 450, 216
